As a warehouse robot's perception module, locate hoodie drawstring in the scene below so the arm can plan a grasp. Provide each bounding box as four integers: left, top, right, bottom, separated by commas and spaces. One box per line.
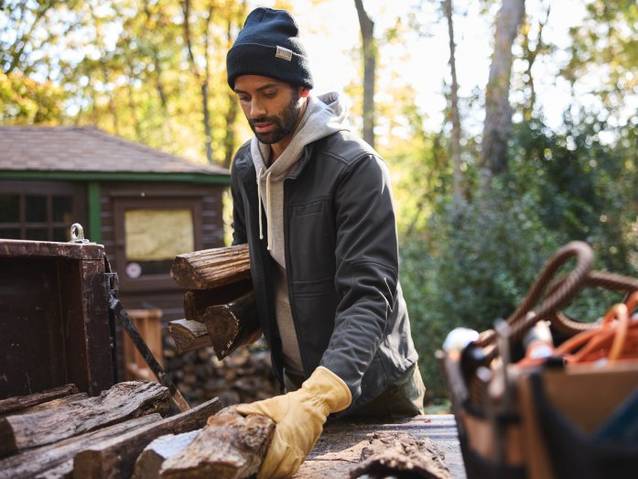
256, 167, 273, 251
256, 167, 264, 241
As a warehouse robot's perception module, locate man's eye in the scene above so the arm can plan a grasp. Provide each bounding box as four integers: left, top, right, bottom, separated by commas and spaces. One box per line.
238, 95, 250, 102
263, 90, 277, 98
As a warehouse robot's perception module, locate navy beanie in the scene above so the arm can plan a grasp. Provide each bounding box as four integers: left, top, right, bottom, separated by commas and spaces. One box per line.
226, 8, 313, 89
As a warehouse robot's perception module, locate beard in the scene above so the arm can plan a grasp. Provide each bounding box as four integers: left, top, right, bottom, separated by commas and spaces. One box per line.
248, 90, 302, 144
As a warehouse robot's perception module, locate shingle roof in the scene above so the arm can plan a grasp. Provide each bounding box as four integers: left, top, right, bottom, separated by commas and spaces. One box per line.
0, 126, 229, 176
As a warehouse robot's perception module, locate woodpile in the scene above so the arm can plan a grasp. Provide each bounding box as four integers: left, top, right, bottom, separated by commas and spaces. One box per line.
165, 342, 279, 406
0, 381, 222, 479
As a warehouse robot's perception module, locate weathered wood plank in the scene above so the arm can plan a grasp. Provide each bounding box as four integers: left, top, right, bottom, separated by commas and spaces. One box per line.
160, 407, 275, 479
171, 244, 250, 290
349, 431, 451, 478
0, 384, 79, 416
22, 394, 88, 413
293, 415, 465, 479
0, 381, 170, 457
168, 319, 211, 354
73, 397, 223, 479
0, 414, 161, 479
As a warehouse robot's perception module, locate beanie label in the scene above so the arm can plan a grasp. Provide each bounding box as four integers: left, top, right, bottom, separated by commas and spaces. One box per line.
275, 46, 293, 62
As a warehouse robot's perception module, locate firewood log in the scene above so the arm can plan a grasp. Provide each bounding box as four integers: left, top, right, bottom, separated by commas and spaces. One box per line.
168, 320, 211, 354
132, 430, 199, 479
159, 407, 275, 479
0, 381, 170, 457
0, 414, 161, 479
200, 292, 261, 360
171, 245, 250, 290
72, 397, 222, 479
0, 384, 79, 416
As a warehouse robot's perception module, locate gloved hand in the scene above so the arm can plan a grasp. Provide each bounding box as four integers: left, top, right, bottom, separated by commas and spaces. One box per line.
235, 366, 352, 479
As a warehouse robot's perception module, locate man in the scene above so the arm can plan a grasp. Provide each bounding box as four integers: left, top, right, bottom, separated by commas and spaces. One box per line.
227, 7, 424, 478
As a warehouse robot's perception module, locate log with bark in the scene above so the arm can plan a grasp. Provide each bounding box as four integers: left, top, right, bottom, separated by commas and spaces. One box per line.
349, 432, 451, 479
168, 319, 212, 354
0, 384, 79, 416
171, 244, 250, 290
0, 381, 170, 457
179, 289, 260, 360
183, 279, 253, 318
72, 396, 222, 479
132, 430, 199, 479
0, 414, 162, 479
160, 407, 275, 479
200, 292, 260, 360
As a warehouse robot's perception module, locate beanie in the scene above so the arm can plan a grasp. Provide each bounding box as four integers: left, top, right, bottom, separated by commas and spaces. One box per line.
226, 8, 313, 89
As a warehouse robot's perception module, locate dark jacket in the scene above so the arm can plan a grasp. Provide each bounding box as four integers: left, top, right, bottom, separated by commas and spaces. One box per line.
230, 129, 418, 410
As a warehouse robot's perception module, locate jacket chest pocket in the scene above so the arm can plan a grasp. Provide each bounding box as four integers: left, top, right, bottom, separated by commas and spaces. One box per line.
288, 198, 335, 281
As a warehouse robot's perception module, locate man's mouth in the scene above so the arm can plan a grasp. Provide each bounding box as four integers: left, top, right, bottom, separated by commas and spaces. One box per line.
253, 121, 275, 133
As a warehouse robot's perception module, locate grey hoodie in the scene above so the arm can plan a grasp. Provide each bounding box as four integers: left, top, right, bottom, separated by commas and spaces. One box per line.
250, 91, 349, 377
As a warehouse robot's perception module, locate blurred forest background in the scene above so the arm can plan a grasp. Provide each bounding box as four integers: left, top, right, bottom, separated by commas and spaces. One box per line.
1, 0, 637, 401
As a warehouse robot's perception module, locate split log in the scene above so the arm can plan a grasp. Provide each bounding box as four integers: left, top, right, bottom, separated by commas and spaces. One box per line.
183, 279, 253, 319
72, 397, 222, 479
132, 430, 199, 479
0, 381, 170, 457
0, 384, 79, 416
0, 414, 161, 479
201, 292, 260, 360
171, 244, 250, 290
168, 320, 211, 354
160, 407, 275, 479
349, 432, 451, 479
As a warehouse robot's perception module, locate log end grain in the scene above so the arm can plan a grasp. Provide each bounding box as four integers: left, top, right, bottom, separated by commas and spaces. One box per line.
160, 407, 274, 479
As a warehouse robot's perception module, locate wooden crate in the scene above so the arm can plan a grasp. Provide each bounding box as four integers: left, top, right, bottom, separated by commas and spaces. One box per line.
122, 308, 163, 382
0, 239, 114, 398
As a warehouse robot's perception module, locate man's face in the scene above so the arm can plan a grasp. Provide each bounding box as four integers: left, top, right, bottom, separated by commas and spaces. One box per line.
234, 75, 305, 144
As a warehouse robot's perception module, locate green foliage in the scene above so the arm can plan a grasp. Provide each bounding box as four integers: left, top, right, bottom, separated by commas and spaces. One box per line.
396, 117, 638, 400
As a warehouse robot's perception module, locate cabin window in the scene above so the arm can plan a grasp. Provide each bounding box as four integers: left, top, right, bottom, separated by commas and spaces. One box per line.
0, 183, 82, 242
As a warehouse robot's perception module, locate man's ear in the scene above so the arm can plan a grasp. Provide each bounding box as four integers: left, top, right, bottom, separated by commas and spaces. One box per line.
299, 87, 311, 98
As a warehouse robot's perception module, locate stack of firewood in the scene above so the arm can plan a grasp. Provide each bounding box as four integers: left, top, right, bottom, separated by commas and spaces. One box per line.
167, 245, 278, 405
165, 342, 278, 405
0, 381, 222, 478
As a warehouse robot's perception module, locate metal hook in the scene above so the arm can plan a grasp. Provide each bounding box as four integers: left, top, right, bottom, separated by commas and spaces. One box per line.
70, 223, 90, 244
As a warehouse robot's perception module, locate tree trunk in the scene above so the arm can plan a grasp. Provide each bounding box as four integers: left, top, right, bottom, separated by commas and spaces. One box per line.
444, 0, 463, 202
182, 0, 214, 165
0, 384, 78, 416
354, 0, 376, 148
521, 3, 550, 121
480, 0, 525, 176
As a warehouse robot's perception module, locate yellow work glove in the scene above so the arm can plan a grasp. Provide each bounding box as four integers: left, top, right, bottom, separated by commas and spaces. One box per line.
235, 366, 352, 479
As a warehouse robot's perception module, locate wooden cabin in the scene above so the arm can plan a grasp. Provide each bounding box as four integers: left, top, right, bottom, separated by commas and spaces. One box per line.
0, 126, 230, 380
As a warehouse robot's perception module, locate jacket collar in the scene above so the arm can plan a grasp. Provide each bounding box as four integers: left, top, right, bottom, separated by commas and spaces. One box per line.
236, 141, 316, 186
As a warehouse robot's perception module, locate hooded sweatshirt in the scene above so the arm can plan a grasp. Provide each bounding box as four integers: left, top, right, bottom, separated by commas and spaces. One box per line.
250, 91, 349, 378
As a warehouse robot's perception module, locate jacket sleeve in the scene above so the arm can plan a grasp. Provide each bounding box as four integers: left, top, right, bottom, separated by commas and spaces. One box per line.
319, 153, 399, 402
230, 160, 247, 246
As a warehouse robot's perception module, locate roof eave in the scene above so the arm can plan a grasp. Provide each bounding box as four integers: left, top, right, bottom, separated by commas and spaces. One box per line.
0, 170, 231, 185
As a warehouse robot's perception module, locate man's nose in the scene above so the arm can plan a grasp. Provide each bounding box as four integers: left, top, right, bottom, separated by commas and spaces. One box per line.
249, 99, 266, 118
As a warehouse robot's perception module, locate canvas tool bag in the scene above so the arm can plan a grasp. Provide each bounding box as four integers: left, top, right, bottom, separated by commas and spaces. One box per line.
439, 241, 638, 479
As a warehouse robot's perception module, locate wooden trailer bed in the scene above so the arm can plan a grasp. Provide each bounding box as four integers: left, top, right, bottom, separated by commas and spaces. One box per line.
296, 414, 465, 478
